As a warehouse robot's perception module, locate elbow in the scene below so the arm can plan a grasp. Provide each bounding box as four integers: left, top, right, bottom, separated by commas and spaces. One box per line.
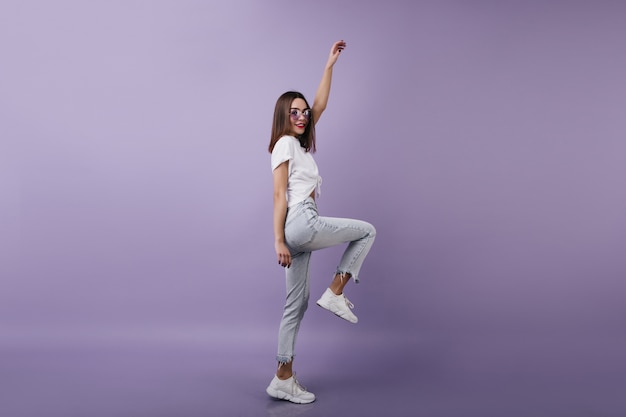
273, 190, 286, 205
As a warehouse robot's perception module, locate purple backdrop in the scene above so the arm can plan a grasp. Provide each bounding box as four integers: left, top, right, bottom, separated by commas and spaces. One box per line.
2, 1, 626, 416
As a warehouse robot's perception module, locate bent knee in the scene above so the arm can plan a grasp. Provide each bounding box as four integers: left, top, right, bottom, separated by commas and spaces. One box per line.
367, 223, 377, 238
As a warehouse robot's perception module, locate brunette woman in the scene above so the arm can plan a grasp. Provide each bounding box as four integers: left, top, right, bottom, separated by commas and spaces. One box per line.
266, 40, 376, 404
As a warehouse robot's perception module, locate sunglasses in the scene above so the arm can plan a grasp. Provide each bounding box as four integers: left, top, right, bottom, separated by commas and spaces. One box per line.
289, 108, 311, 121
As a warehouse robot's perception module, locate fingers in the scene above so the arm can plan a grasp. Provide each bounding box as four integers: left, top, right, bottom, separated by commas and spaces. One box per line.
277, 252, 291, 268
334, 40, 346, 54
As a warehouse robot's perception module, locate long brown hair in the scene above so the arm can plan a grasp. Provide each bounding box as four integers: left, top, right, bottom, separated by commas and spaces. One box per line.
268, 91, 316, 153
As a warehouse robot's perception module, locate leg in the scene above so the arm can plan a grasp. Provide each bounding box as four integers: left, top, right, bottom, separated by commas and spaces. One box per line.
268, 253, 316, 404
275, 251, 311, 376
284, 197, 376, 283
303, 215, 376, 323
303, 214, 376, 283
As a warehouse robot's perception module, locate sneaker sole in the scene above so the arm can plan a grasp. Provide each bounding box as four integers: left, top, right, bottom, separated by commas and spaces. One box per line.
316, 300, 358, 324
266, 386, 315, 404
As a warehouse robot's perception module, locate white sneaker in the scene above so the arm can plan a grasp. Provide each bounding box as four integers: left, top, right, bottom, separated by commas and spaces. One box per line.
266, 374, 315, 404
316, 288, 358, 324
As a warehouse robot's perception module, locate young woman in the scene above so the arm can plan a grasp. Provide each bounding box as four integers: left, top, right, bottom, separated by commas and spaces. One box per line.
266, 40, 376, 404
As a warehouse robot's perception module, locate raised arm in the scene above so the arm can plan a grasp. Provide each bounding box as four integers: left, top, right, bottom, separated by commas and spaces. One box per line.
311, 40, 346, 126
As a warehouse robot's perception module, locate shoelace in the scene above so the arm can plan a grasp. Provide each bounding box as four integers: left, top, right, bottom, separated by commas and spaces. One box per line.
342, 294, 355, 310
291, 373, 309, 393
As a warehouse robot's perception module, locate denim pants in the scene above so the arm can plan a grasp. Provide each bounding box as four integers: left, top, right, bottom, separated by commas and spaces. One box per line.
276, 197, 376, 364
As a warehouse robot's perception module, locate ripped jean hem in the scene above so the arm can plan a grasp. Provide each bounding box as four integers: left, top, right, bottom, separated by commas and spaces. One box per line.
336, 269, 359, 284
276, 355, 293, 365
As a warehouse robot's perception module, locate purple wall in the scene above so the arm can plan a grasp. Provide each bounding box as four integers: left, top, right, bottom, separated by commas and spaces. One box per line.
2, 0, 625, 351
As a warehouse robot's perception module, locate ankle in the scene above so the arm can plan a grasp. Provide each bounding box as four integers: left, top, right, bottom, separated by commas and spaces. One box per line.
277, 361, 293, 380
329, 285, 342, 295
330, 273, 351, 294
276, 371, 293, 380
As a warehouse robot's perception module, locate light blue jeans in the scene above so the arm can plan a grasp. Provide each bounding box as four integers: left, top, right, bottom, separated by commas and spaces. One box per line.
276, 197, 376, 363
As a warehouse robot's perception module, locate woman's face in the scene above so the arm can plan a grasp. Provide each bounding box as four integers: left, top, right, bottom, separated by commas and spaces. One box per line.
288, 98, 310, 136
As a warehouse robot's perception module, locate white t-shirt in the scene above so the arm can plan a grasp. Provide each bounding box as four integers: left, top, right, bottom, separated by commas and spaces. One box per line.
271, 135, 322, 207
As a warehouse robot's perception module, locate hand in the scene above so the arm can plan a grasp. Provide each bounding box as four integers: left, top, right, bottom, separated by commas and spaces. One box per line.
275, 241, 292, 268
326, 40, 346, 68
